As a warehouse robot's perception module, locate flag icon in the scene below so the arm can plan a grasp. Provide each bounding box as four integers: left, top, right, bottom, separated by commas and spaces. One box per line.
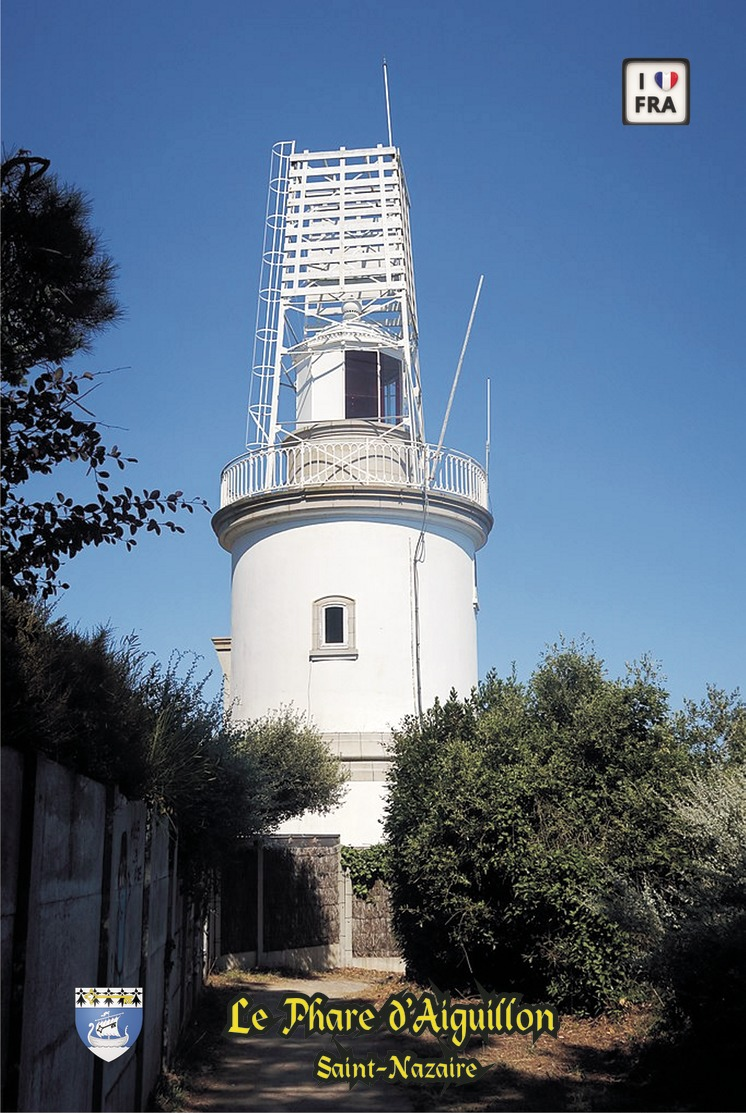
655, 71, 678, 91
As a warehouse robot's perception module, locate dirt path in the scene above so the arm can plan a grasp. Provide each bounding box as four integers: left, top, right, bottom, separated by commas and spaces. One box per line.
174, 973, 416, 1112
165, 971, 665, 1113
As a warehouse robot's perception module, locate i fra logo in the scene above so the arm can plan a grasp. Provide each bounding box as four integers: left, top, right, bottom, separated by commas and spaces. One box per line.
623, 59, 690, 124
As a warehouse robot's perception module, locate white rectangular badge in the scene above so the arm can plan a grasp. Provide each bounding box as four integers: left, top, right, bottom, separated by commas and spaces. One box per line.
623, 59, 690, 124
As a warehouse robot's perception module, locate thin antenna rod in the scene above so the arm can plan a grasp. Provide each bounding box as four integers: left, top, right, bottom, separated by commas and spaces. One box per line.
383, 58, 394, 146
432, 275, 485, 470
485, 377, 491, 480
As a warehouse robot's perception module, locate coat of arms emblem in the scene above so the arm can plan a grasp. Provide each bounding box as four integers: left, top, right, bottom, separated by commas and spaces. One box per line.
75, 988, 143, 1061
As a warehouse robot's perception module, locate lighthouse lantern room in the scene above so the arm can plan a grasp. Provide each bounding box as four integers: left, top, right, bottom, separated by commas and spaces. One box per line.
212, 139, 493, 844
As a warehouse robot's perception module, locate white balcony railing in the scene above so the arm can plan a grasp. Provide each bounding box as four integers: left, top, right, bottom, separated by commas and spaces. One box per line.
219, 439, 489, 510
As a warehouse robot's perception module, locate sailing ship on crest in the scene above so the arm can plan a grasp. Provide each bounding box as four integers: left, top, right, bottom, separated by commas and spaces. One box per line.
87, 1011, 129, 1048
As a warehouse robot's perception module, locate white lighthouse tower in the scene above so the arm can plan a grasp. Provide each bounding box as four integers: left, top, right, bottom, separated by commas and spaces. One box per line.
212, 139, 493, 844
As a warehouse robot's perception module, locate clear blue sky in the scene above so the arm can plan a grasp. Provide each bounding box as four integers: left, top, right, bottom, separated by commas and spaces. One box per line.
4, 0, 744, 711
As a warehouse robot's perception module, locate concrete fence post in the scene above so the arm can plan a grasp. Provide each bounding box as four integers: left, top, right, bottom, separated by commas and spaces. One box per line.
340, 867, 353, 967
256, 840, 264, 964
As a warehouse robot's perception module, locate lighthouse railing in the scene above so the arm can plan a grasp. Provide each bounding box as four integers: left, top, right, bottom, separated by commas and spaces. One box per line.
219, 440, 488, 510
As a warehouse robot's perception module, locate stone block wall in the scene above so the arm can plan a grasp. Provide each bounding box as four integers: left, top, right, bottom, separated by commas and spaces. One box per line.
351, 880, 399, 958
218, 836, 403, 974
218, 835, 342, 970
264, 838, 339, 950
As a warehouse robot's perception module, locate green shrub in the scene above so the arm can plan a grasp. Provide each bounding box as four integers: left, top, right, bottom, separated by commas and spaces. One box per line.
385, 644, 693, 1012
652, 766, 746, 1037
631, 765, 746, 1108
2, 592, 153, 794
2, 595, 347, 885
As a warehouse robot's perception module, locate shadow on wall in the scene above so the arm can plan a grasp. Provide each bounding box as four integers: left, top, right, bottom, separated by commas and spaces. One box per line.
217, 837, 403, 974
218, 836, 340, 972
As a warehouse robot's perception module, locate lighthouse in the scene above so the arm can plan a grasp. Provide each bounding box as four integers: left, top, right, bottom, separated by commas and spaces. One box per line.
212, 140, 493, 844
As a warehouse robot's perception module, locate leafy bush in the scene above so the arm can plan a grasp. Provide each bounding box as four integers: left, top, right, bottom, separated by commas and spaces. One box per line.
672, 685, 746, 767
2, 591, 153, 793
341, 844, 391, 899
385, 644, 694, 1012
652, 766, 746, 1033
626, 765, 746, 1109
2, 595, 347, 882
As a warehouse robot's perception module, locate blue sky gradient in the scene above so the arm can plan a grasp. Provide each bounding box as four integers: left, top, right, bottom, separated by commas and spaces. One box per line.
4, 0, 744, 709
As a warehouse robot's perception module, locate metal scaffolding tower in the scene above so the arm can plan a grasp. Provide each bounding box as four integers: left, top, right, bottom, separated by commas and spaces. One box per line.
246, 142, 424, 449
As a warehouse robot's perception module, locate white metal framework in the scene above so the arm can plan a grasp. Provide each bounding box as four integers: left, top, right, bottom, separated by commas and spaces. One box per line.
246, 143, 424, 449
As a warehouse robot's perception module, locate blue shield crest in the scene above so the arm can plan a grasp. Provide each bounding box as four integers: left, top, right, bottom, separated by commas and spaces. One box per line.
75, 988, 143, 1061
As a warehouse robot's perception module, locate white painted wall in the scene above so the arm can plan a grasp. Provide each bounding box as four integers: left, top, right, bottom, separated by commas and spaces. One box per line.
295, 349, 345, 425
227, 510, 478, 732
274, 781, 388, 845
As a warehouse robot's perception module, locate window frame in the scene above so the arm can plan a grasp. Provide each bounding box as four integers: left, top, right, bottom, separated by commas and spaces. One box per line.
344, 350, 403, 424
310, 596, 358, 660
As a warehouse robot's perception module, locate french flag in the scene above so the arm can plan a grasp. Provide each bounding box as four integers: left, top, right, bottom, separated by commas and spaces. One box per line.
655, 71, 678, 91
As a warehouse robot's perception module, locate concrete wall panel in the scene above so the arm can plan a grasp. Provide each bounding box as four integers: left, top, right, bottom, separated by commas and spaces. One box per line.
102, 1051, 139, 1113
106, 796, 147, 987
139, 816, 171, 1101
18, 756, 105, 1113
1, 748, 24, 1080
5, 756, 205, 1112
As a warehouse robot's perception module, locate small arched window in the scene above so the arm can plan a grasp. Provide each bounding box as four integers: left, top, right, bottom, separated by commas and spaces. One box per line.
310, 596, 358, 660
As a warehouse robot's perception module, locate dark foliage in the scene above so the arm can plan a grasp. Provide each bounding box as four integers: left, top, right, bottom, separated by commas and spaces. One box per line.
1, 152, 120, 385
631, 764, 746, 1109
1, 364, 206, 598
2, 591, 152, 792
1, 152, 207, 598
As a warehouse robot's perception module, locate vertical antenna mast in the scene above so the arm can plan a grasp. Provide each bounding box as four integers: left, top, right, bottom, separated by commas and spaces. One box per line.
383, 58, 394, 146
485, 377, 491, 494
